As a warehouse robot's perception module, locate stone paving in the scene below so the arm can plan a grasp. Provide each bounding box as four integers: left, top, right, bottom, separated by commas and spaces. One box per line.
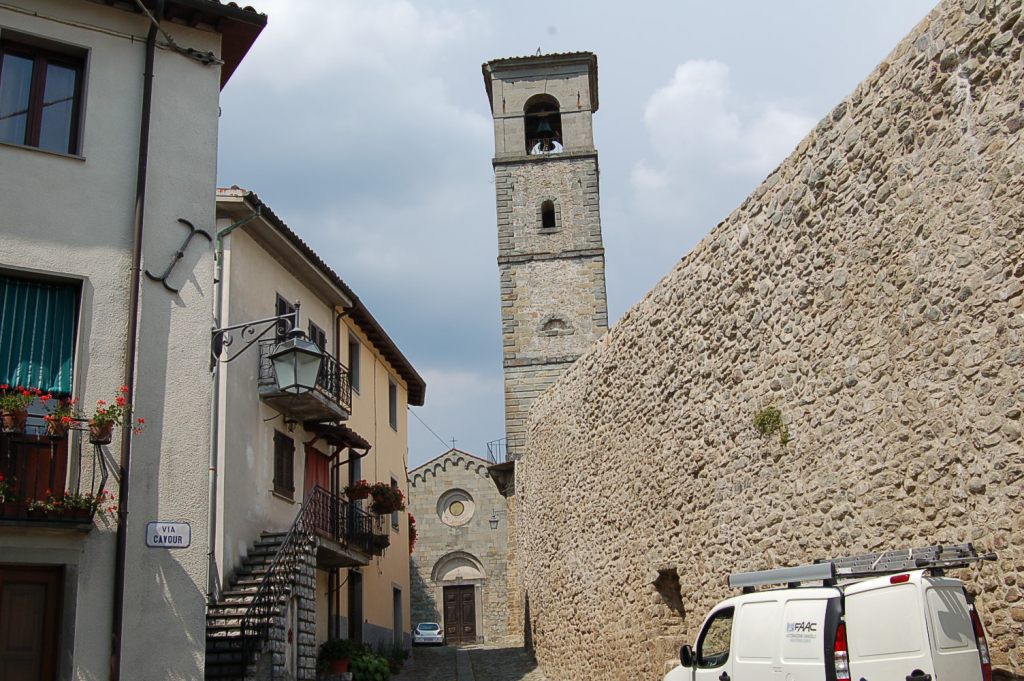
391, 643, 547, 681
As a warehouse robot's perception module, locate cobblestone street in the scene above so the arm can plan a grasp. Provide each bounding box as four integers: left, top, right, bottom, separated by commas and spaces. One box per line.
392, 644, 547, 681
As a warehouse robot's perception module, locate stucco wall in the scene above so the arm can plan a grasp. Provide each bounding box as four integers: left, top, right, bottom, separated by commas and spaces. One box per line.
518, 1, 1024, 679
409, 450, 510, 642
0, 1, 225, 677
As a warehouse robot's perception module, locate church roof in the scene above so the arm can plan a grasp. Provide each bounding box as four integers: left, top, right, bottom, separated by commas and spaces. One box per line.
482, 51, 598, 112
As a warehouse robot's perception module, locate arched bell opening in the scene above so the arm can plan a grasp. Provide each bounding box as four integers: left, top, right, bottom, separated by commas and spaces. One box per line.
524, 94, 562, 155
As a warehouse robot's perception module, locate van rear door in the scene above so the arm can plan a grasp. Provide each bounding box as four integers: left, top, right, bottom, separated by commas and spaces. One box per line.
844, 574, 934, 680
922, 577, 983, 681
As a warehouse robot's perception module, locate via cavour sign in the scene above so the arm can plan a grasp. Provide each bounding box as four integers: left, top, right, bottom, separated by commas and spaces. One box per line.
145, 521, 191, 549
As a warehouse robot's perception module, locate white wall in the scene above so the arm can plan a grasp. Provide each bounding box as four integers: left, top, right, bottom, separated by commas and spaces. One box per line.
0, 0, 225, 676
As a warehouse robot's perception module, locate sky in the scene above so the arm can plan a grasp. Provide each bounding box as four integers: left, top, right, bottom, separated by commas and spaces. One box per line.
215, 0, 938, 469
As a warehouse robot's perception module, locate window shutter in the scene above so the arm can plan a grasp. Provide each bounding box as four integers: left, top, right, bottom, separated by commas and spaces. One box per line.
0, 277, 76, 394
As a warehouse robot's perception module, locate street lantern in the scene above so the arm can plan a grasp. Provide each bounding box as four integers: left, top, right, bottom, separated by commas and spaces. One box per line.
269, 329, 324, 395
489, 511, 499, 530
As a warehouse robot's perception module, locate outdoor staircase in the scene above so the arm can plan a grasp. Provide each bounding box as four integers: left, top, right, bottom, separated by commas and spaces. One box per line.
205, 531, 288, 680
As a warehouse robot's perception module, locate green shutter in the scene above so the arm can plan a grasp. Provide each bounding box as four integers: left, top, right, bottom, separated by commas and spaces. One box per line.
0, 276, 77, 394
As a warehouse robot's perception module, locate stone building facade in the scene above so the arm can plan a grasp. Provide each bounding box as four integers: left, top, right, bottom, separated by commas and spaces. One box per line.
409, 450, 510, 643
514, 1, 1024, 680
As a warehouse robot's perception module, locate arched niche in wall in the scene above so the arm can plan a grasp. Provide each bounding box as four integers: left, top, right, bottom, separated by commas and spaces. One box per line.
431, 551, 487, 583
539, 314, 574, 337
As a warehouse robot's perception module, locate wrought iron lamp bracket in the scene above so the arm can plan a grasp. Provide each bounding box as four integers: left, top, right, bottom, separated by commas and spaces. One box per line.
211, 305, 300, 366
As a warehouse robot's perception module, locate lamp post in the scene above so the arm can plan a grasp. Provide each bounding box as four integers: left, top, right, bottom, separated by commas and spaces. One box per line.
206, 301, 324, 602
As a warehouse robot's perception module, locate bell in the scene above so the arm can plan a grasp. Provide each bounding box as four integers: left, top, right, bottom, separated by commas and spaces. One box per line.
533, 116, 554, 137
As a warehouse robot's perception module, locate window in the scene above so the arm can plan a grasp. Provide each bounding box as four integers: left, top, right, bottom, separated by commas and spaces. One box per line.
273, 430, 295, 499
307, 321, 327, 351
275, 294, 296, 342
388, 380, 397, 430
0, 276, 77, 393
540, 200, 557, 230
390, 477, 400, 529
0, 40, 84, 154
696, 607, 734, 668
348, 334, 360, 393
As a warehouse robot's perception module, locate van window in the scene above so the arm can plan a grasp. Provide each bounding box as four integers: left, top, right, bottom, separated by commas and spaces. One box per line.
846, 583, 923, 657
781, 599, 827, 662
735, 600, 779, 661
696, 607, 734, 668
926, 587, 974, 651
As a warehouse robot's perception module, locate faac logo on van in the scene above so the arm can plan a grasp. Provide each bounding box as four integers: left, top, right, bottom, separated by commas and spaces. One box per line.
786, 622, 818, 633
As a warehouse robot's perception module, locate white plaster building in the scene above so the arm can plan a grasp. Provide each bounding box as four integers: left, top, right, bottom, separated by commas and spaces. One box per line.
0, 1, 263, 679
208, 189, 426, 679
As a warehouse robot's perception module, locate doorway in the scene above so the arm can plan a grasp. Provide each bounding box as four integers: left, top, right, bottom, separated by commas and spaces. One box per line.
347, 569, 363, 643
0, 565, 63, 681
443, 585, 476, 644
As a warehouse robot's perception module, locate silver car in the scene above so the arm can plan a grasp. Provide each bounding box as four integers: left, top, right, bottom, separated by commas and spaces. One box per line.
412, 622, 444, 645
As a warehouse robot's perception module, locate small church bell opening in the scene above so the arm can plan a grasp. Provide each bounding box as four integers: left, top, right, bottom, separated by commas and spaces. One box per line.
524, 94, 562, 155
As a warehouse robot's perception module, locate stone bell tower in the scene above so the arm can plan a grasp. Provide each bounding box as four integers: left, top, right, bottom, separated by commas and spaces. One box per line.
482, 52, 609, 457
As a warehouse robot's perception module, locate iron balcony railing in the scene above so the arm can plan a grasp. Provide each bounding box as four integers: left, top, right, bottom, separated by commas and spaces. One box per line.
486, 436, 524, 463
0, 425, 110, 526
304, 486, 389, 555
257, 340, 352, 419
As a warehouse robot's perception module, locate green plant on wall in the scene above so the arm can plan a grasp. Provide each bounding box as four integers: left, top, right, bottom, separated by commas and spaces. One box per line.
754, 405, 790, 446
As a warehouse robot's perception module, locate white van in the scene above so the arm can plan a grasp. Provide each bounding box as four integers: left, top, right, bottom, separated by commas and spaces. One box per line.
664, 545, 994, 681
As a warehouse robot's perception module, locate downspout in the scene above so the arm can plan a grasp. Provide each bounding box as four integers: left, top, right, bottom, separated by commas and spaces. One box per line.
111, 2, 162, 679
207, 204, 262, 604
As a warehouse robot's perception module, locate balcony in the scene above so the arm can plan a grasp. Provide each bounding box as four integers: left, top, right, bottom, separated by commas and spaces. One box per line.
257, 340, 352, 423
0, 428, 110, 531
303, 486, 389, 568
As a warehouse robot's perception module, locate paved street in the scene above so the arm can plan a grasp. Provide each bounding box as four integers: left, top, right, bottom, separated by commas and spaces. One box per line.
392, 643, 548, 681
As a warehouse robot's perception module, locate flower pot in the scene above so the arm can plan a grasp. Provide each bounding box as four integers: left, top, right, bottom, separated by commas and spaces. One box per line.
61, 509, 91, 522
328, 658, 350, 674
345, 487, 371, 501
89, 420, 114, 445
1, 502, 22, 518
46, 419, 70, 439
1, 410, 27, 433
27, 508, 49, 520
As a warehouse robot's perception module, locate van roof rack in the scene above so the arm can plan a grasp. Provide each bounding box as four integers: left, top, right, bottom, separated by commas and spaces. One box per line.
728, 544, 996, 592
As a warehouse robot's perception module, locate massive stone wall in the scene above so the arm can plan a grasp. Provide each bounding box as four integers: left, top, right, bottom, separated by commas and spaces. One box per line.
518, 1, 1024, 679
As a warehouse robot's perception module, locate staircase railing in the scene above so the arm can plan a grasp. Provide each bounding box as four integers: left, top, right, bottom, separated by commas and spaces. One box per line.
239, 489, 319, 674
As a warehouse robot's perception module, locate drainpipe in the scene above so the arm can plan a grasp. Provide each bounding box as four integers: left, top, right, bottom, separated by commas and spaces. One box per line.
111, 2, 162, 679
206, 204, 261, 604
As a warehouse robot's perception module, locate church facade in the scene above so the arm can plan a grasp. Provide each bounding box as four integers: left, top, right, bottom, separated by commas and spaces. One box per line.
408, 449, 510, 644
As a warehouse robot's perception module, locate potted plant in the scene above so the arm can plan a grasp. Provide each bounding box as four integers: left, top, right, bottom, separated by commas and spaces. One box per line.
43, 397, 78, 439
89, 386, 145, 444
0, 473, 19, 518
317, 638, 363, 674
368, 481, 405, 515
343, 479, 372, 501
408, 513, 418, 553
61, 489, 114, 521
26, 490, 61, 519
0, 385, 41, 433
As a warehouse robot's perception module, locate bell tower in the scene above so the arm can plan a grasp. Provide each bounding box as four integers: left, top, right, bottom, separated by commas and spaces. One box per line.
482, 52, 609, 457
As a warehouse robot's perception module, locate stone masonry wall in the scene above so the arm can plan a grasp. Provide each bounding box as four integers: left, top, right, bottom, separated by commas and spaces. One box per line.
518, 2, 1024, 679
409, 451, 510, 642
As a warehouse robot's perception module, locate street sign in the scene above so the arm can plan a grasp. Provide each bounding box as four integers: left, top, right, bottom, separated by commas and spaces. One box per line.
145, 521, 191, 549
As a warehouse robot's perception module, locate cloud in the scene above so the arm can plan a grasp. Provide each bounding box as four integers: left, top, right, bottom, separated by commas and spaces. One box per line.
631, 59, 815, 214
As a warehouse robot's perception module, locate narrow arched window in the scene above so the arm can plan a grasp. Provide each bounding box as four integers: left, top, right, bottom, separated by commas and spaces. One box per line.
524, 94, 562, 155
541, 200, 556, 229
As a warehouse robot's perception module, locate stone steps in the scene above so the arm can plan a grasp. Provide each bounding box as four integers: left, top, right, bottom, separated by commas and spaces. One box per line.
204, 531, 286, 680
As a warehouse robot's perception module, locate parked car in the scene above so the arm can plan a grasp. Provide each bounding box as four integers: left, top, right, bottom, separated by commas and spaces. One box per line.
413, 622, 444, 645
665, 544, 995, 681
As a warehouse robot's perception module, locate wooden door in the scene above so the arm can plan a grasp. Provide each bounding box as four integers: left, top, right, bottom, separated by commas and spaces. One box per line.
0, 565, 62, 681
443, 585, 476, 644
303, 444, 330, 498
